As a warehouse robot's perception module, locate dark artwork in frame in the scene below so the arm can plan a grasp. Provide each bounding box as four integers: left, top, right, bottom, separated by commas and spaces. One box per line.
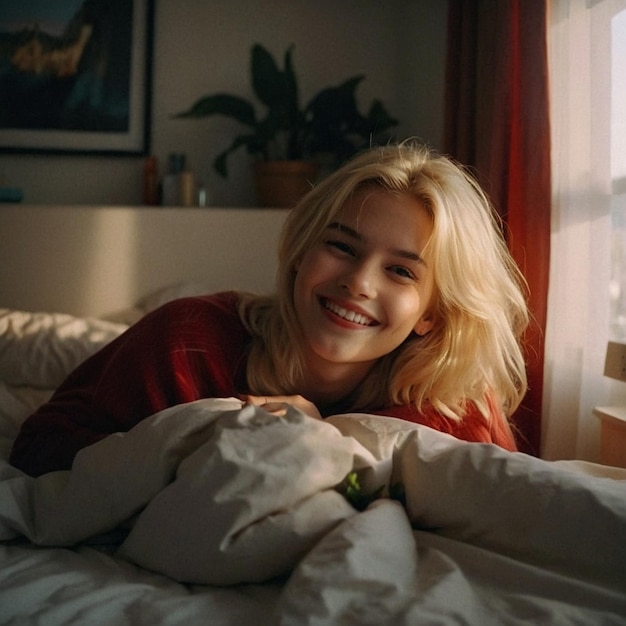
0, 0, 154, 156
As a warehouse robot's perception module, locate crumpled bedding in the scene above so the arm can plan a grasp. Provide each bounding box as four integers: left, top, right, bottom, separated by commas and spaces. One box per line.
1, 397, 626, 625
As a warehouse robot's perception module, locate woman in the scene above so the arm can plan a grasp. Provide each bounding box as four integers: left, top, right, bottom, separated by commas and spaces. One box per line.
10, 142, 528, 476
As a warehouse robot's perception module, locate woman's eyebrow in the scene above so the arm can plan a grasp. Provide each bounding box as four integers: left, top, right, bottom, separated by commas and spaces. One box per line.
326, 222, 427, 265
327, 222, 361, 240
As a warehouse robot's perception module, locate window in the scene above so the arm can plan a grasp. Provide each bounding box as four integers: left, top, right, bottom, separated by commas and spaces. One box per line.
544, 0, 626, 461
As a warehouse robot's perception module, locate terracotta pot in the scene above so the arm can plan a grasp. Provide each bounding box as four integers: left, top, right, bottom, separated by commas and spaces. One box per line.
253, 160, 319, 208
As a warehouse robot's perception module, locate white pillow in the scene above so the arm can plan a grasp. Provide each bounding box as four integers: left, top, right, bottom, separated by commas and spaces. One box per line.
0, 309, 128, 389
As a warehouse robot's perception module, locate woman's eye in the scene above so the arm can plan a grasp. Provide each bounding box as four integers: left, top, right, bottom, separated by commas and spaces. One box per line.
326, 240, 355, 255
390, 265, 416, 280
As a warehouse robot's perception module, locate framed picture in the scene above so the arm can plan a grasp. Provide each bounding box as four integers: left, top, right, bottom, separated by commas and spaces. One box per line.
0, 0, 154, 156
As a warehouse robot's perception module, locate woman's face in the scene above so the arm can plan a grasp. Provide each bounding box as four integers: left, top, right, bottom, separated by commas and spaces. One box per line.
293, 188, 436, 381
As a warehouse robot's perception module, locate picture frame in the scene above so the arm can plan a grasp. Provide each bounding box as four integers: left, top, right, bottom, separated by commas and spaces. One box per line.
0, 0, 154, 156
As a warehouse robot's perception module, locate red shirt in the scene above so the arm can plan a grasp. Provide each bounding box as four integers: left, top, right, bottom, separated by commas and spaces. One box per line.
10, 292, 516, 476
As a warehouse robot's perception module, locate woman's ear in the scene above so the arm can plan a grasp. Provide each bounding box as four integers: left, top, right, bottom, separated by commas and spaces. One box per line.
414, 312, 436, 337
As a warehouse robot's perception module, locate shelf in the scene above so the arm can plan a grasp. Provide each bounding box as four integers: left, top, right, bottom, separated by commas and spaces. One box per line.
593, 406, 626, 426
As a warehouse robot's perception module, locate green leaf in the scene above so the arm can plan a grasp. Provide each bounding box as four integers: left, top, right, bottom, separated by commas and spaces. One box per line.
337, 471, 407, 512
214, 152, 229, 177
283, 45, 300, 122
251, 44, 284, 108
340, 471, 384, 512
306, 75, 364, 122
174, 94, 256, 126
251, 44, 300, 133
367, 99, 399, 133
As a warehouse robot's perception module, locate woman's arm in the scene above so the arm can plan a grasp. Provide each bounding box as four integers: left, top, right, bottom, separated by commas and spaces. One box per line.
10, 294, 248, 476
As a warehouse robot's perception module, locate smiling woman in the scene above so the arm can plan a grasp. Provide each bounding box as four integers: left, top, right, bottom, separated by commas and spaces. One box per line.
10, 142, 527, 477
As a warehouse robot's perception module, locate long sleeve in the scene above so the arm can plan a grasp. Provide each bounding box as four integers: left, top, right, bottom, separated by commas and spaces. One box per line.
10, 293, 250, 476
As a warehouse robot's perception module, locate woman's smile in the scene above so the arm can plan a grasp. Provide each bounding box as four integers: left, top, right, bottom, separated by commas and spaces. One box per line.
320, 297, 379, 327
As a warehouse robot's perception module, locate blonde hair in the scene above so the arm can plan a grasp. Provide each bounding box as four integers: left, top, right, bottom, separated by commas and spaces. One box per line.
239, 141, 529, 421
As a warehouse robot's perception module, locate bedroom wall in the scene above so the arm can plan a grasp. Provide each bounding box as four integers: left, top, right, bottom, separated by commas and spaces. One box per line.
0, 0, 449, 207
0, 205, 288, 317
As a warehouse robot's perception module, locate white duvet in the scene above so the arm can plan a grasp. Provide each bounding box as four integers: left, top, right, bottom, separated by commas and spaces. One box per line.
1, 397, 625, 625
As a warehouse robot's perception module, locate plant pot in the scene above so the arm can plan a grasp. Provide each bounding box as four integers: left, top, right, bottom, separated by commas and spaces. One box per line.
253, 160, 319, 208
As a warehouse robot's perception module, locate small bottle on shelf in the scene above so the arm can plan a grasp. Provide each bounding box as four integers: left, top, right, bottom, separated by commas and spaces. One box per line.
142, 156, 159, 205
161, 153, 196, 206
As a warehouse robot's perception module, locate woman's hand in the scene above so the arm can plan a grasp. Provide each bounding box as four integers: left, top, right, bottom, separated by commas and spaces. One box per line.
243, 394, 322, 420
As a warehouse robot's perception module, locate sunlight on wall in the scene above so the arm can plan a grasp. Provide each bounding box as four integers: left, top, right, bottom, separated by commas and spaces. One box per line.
80, 210, 140, 317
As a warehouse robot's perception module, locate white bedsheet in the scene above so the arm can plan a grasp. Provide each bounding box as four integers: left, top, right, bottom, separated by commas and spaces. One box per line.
1, 395, 625, 625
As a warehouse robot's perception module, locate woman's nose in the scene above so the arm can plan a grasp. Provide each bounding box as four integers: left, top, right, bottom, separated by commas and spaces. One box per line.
341, 261, 378, 298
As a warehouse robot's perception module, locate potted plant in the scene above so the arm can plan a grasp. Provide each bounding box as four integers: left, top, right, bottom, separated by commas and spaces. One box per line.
174, 43, 398, 207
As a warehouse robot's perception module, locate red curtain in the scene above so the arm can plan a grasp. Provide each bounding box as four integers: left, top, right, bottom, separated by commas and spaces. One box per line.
444, 0, 551, 455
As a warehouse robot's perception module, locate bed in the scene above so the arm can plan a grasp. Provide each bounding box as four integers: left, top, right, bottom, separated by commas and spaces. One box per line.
1, 205, 626, 625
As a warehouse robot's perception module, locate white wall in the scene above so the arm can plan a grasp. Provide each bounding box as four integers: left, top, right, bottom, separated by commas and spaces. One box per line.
0, 205, 288, 317
0, 0, 448, 207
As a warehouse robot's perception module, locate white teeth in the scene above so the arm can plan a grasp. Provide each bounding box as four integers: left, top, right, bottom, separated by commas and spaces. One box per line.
323, 300, 373, 326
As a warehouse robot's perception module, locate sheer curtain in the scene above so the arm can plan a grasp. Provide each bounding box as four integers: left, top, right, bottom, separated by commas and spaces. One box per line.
542, 0, 626, 461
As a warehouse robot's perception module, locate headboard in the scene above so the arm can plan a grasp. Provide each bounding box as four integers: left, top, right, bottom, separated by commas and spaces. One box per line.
0, 205, 288, 318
